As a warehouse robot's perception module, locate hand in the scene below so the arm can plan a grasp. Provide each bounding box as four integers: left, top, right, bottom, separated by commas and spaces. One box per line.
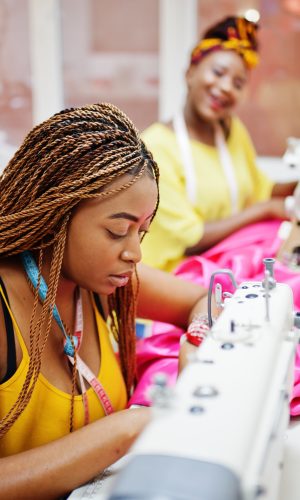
187, 294, 219, 325
178, 313, 210, 373
262, 198, 287, 220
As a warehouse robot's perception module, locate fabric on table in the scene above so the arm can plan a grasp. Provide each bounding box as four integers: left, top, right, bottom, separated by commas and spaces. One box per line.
130, 220, 300, 415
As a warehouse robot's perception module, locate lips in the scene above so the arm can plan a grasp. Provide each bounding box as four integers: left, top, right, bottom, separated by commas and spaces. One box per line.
209, 94, 227, 111
108, 272, 132, 287
210, 98, 223, 111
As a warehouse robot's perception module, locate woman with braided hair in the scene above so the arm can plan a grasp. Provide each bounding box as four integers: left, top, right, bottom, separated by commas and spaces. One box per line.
0, 102, 209, 498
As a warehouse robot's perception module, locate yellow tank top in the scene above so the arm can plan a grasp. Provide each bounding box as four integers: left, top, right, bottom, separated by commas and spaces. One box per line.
0, 287, 127, 457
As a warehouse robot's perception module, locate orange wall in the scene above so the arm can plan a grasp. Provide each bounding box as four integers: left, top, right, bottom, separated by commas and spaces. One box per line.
0, 0, 299, 157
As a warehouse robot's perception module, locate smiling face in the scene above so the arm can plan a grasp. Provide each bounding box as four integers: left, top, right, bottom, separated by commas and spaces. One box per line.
185, 49, 248, 124
62, 172, 158, 295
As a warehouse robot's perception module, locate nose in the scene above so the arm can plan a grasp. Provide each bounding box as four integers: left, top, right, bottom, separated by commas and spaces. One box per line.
219, 75, 234, 95
121, 234, 142, 264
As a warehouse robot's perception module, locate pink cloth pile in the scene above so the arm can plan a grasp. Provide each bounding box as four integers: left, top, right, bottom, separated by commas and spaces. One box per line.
130, 220, 300, 415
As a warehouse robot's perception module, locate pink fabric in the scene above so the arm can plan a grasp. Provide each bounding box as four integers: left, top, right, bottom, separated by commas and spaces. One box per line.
129, 220, 300, 413
291, 347, 300, 416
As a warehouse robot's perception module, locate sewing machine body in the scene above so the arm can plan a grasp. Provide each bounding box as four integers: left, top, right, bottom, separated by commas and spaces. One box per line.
109, 278, 298, 500
282, 136, 300, 170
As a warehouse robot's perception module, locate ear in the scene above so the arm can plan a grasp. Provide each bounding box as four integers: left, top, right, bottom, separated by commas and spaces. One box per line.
185, 65, 196, 90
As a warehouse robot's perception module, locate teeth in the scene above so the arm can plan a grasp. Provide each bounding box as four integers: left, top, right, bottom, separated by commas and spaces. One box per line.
211, 94, 226, 105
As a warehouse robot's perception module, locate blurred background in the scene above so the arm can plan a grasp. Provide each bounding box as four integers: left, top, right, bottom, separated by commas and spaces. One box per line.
0, 0, 300, 170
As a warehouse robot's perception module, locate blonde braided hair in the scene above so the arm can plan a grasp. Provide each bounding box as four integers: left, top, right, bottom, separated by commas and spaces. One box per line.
0, 102, 159, 436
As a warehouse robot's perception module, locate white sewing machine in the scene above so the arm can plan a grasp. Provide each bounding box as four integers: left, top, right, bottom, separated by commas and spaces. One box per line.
105, 258, 299, 500
282, 137, 300, 171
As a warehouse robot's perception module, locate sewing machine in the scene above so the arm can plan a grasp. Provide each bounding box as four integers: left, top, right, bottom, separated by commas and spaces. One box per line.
282, 137, 300, 171
276, 136, 300, 269
277, 219, 300, 271
105, 258, 299, 500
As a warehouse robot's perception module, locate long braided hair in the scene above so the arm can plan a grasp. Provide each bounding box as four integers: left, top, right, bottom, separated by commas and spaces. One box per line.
0, 103, 159, 436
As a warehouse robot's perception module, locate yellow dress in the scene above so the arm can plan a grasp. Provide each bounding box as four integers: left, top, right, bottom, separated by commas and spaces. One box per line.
0, 287, 127, 457
141, 118, 274, 271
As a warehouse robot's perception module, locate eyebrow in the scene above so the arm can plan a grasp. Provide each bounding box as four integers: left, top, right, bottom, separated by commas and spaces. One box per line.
215, 63, 246, 78
108, 212, 153, 222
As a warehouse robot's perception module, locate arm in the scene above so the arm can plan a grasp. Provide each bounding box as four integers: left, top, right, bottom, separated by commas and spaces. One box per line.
187, 179, 298, 255
0, 268, 151, 499
183, 120, 295, 254
136, 262, 208, 329
271, 181, 297, 198
0, 407, 151, 500
185, 197, 287, 254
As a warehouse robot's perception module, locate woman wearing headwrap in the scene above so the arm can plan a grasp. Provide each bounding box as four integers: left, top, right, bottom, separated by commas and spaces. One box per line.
130, 16, 300, 411
141, 16, 297, 272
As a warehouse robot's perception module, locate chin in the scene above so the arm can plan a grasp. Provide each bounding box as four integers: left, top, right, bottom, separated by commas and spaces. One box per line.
92, 278, 129, 296
198, 107, 218, 123
92, 284, 116, 296
81, 280, 113, 296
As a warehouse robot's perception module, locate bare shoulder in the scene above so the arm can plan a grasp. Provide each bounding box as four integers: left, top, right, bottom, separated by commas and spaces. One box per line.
0, 258, 12, 381
0, 256, 28, 300
0, 270, 7, 380
0, 256, 29, 381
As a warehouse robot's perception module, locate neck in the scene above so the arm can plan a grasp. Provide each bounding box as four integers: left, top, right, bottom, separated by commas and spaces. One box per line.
183, 103, 216, 145
56, 276, 78, 309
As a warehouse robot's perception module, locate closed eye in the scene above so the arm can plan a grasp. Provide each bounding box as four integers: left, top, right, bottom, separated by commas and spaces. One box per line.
107, 229, 126, 240
213, 68, 224, 77
234, 78, 246, 91
107, 227, 150, 241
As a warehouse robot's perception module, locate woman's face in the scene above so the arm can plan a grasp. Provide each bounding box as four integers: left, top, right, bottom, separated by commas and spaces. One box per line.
62, 172, 158, 295
185, 49, 248, 123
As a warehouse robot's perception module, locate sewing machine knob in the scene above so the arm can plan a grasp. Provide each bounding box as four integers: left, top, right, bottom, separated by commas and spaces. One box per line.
294, 311, 300, 329
221, 342, 235, 350
152, 373, 168, 387
148, 373, 174, 409
198, 359, 215, 364
262, 258, 276, 290
254, 485, 267, 497
193, 385, 219, 398
189, 405, 205, 414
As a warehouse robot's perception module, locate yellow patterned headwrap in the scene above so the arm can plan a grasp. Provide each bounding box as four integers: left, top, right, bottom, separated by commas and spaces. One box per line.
191, 16, 259, 69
